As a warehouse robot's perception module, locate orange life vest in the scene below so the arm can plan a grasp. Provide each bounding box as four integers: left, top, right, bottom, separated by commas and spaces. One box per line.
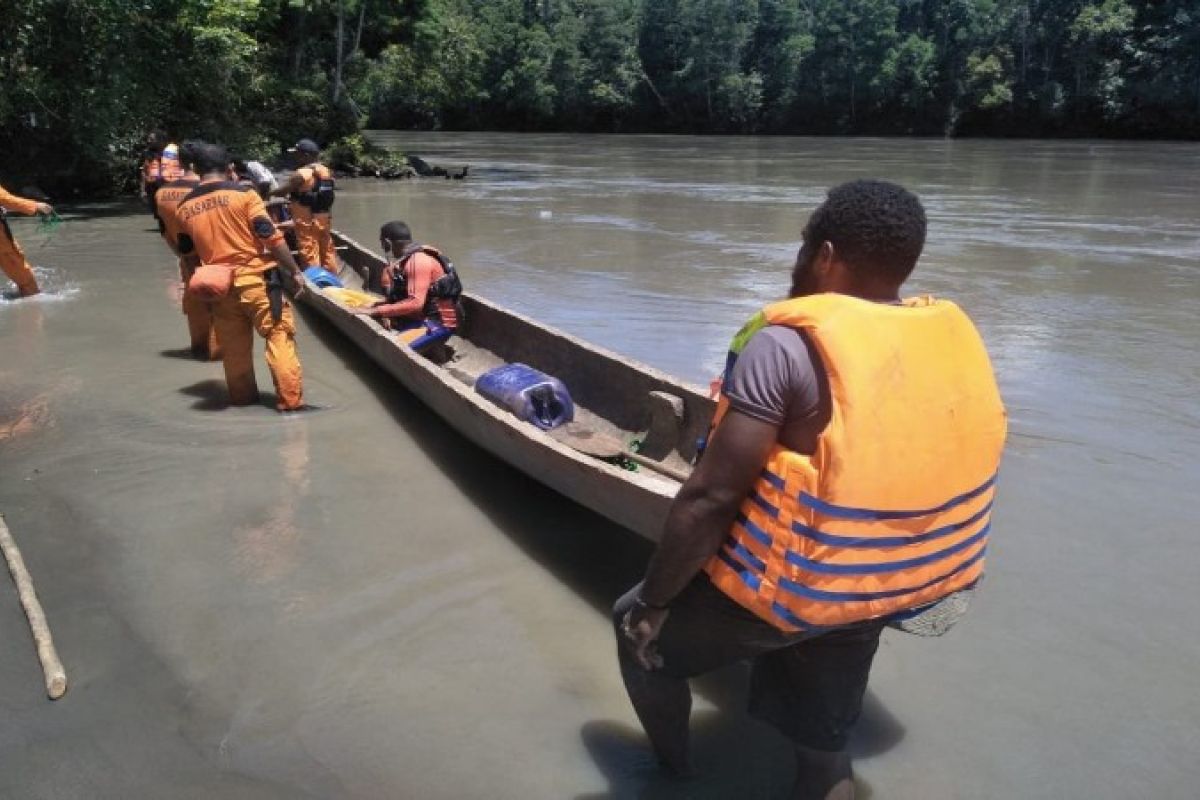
703, 293, 1007, 633
289, 163, 335, 214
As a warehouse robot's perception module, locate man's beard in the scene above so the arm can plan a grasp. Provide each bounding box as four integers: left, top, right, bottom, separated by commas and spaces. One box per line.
789, 253, 818, 298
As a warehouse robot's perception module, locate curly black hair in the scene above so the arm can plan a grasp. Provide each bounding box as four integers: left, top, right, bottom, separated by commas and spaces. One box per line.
803, 179, 926, 284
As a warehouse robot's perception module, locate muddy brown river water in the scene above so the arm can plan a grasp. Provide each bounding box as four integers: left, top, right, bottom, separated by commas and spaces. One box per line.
1, 133, 1198, 798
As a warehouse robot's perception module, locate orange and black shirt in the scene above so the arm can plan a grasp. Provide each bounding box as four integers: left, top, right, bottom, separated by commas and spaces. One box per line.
175, 181, 285, 273
153, 177, 200, 251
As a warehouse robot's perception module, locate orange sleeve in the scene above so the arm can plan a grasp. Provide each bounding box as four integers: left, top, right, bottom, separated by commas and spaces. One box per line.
0, 184, 40, 216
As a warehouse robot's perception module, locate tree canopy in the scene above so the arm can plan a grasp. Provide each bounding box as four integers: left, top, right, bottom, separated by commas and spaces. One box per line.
2, 0, 1197, 195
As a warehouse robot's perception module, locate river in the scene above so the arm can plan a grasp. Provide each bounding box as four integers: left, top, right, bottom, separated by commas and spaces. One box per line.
1, 133, 1198, 799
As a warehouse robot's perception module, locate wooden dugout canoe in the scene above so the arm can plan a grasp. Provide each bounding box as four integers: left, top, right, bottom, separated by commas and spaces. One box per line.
290, 231, 716, 541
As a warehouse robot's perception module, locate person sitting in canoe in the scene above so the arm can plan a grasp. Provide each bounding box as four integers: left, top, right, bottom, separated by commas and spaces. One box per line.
350, 220, 462, 352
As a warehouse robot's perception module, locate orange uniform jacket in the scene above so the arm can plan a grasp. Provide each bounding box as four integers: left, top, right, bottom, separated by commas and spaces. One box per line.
154, 177, 200, 252
175, 181, 285, 272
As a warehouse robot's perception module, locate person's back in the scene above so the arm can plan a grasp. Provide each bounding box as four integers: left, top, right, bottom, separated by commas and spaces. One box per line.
273, 139, 337, 273
177, 182, 278, 272
154, 174, 200, 253
613, 179, 1006, 800
175, 142, 307, 411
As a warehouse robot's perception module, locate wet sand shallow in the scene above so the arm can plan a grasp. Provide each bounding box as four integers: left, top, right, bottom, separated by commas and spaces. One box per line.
3, 135, 1200, 798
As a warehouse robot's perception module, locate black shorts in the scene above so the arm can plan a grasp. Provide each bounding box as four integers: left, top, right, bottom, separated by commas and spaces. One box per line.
615, 575, 884, 752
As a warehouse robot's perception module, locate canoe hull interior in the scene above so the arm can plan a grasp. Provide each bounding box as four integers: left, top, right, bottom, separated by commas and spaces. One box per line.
290, 231, 717, 541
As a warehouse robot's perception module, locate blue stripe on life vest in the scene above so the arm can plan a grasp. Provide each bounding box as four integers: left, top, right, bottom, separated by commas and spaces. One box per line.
790, 501, 993, 548
783, 522, 990, 576
777, 545, 987, 603
734, 513, 774, 548
716, 548, 763, 594
714, 548, 818, 632
798, 472, 996, 521
760, 469, 786, 490
769, 602, 816, 631
725, 541, 766, 574
749, 490, 780, 517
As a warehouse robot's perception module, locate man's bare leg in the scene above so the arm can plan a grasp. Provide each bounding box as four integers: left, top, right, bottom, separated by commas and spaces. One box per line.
615, 636, 694, 776
792, 745, 854, 800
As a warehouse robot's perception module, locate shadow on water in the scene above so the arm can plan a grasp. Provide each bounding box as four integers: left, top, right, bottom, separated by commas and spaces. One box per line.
179, 379, 231, 411
295, 304, 905, 797
55, 199, 154, 222
160, 347, 204, 360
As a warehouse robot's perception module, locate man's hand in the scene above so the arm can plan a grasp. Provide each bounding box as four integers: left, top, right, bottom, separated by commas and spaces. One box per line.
35, 202, 53, 216
349, 305, 378, 315
621, 606, 670, 670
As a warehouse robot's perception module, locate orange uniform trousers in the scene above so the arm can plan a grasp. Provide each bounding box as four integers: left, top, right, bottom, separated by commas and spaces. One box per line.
212, 271, 304, 410
292, 208, 337, 273
0, 224, 39, 296
179, 257, 221, 359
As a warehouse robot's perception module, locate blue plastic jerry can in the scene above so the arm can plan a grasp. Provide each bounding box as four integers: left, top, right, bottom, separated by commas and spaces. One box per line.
474, 363, 575, 430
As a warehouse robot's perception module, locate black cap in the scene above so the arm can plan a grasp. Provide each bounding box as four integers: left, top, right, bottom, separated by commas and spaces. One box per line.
288, 138, 320, 155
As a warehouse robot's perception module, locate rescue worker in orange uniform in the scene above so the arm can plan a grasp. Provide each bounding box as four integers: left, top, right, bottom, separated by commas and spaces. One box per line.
614, 180, 1006, 799
0, 183, 54, 298
153, 142, 221, 360
141, 130, 185, 217
350, 221, 462, 352
175, 142, 308, 411
271, 139, 337, 274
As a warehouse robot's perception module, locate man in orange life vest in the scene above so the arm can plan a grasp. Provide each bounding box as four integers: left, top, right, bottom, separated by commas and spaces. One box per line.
141, 130, 185, 217
271, 138, 337, 274
349, 221, 461, 352
614, 180, 1006, 799
0, 183, 54, 298
153, 141, 221, 360
175, 142, 307, 411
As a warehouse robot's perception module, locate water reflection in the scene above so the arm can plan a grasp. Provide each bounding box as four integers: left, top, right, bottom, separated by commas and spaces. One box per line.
233, 421, 310, 594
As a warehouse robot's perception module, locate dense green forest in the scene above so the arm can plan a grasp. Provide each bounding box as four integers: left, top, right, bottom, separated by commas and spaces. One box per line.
1, 0, 1197, 195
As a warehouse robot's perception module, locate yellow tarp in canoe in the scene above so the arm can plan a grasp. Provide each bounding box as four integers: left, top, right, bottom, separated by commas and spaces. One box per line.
323, 287, 380, 308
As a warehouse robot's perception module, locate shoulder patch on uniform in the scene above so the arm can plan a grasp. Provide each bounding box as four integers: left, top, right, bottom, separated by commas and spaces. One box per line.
252, 217, 277, 238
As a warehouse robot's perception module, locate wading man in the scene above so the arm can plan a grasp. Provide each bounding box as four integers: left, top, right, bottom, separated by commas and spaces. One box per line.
0, 183, 54, 298
271, 139, 337, 274
175, 143, 307, 411
614, 180, 1006, 799
153, 141, 220, 360
141, 130, 184, 218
